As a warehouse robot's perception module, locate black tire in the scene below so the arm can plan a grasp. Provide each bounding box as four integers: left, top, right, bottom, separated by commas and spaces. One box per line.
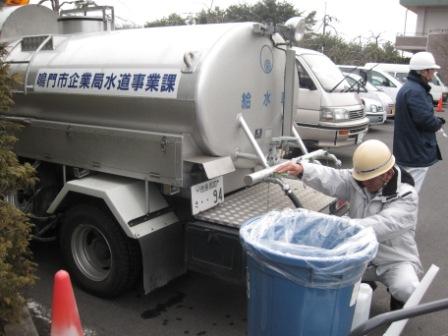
60, 203, 141, 298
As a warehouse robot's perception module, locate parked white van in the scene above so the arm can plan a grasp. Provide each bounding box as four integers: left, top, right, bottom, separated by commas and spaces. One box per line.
339, 65, 402, 104
293, 48, 369, 147
365, 62, 448, 104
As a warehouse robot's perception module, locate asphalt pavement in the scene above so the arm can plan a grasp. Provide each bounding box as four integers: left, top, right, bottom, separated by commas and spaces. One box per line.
26, 113, 448, 336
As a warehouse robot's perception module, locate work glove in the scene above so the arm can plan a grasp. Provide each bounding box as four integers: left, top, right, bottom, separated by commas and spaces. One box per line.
439, 117, 446, 125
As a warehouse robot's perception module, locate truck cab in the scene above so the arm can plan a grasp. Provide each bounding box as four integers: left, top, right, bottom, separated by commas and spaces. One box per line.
293, 48, 369, 148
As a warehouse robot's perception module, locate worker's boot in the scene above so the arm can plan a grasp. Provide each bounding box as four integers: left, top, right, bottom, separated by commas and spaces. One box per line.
390, 296, 405, 311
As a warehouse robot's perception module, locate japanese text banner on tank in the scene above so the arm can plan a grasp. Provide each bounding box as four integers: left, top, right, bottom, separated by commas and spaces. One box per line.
34, 69, 181, 98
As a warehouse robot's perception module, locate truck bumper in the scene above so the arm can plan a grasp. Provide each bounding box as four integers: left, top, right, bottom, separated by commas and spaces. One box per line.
295, 122, 369, 147
367, 113, 386, 125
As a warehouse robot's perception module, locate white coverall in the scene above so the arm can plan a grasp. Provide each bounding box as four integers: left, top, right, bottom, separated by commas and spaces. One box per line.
300, 162, 422, 302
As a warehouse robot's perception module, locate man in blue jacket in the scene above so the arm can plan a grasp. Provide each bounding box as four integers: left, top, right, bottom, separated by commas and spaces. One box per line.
393, 51, 445, 192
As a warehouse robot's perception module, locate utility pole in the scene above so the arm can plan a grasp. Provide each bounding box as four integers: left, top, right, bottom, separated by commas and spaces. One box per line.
321, 2, 338, 54
321, 2, 327, 53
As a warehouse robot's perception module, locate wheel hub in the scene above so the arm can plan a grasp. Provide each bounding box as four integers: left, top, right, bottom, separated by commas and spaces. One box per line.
71, 224, 112, 281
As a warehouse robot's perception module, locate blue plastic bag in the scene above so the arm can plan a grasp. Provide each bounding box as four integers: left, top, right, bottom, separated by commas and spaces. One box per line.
240, 208, 378, 288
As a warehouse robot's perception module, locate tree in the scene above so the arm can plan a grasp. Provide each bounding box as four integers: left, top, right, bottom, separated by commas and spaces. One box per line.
222, 4, 253, 22
301, 31, 408, 65
196, 7, 226, 24
142, 0, 405, 66
250, 0, 300, 25
0, 45, 36, 334
144, 0, 316, 32
301, 33, 349, 63
144, 13, 186, 27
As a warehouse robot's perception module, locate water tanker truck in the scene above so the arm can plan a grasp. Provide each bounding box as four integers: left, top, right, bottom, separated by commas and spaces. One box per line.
0, 4, 342, 297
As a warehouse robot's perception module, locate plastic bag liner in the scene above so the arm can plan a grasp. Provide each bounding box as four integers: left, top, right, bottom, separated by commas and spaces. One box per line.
240, 208, 378, 289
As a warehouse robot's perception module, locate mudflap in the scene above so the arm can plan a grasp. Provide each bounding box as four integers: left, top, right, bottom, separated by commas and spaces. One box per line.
139, 221, 187, 294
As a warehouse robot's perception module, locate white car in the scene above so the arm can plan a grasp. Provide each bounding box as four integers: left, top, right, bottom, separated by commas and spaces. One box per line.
338, 65, 402, 104
365, 62, 448, 105
431, 74, 448, 104
343, 72, 395, 119
362, 96, 387, 125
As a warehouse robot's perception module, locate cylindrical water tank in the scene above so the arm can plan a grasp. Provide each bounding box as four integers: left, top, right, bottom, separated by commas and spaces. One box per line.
5, 21, 286, 161
58, 16, 105, 34
0, 4, 58, 41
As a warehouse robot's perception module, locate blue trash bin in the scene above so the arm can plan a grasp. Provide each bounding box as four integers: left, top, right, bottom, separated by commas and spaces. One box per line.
240, 208, 378, 336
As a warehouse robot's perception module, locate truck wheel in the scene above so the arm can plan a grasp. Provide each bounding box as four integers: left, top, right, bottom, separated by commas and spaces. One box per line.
60, 203, 141, 298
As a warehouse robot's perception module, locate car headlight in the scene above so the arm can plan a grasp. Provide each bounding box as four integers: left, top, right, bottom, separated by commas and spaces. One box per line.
320, 108, 349, 121
366, 105, 384, 113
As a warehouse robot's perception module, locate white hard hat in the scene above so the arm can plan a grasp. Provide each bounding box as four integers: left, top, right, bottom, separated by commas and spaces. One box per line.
409, 51, 440, 70
352, 139, 395, 181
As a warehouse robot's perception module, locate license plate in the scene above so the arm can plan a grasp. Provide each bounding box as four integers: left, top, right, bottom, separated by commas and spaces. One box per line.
191, 176, 224, 215
356, 132, 365, 144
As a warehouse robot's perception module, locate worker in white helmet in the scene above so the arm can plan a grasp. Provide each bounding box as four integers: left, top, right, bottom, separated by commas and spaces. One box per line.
394, 51, 445, 193
276, 139, 421, 310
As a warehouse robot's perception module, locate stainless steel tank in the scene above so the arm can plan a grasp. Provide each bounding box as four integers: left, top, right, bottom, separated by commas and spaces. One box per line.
3, 11, 287, 184
58, 16, 105, 34
0, 5, 58, 41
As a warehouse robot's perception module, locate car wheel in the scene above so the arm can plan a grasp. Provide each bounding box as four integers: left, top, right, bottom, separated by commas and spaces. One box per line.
60, 203, 141, 297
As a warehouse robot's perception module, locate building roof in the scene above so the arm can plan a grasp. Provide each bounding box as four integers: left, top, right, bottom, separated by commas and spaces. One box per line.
400, 0, 448, 7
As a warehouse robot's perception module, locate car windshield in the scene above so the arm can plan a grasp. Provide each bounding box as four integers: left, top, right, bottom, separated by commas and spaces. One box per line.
344, 73, 379, 92
301, 54, 350, 92
363, 79, 378, 91
346, 77, 366, 92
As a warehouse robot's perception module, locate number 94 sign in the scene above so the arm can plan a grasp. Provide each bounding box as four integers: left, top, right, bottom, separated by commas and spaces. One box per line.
191, 176, 224, 215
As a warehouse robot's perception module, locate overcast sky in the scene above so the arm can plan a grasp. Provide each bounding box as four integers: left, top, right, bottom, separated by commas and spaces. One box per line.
32, 0, 417, 44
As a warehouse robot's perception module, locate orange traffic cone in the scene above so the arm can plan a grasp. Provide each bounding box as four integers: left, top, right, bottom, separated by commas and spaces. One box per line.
51, 270, 83, 336
436, 97, 444, 112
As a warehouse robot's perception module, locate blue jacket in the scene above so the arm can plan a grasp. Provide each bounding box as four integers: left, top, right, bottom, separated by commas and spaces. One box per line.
393, 72, 442, 167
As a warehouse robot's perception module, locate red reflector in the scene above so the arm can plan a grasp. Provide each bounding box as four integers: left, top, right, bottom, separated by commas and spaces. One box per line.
336, 199, 348, 210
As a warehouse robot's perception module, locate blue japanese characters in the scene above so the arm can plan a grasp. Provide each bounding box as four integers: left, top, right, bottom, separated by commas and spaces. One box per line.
35, 69, 180, 98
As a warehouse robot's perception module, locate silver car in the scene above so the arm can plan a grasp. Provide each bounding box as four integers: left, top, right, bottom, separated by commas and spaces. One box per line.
361, 96, 387, 125
343, 72, 395, 120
